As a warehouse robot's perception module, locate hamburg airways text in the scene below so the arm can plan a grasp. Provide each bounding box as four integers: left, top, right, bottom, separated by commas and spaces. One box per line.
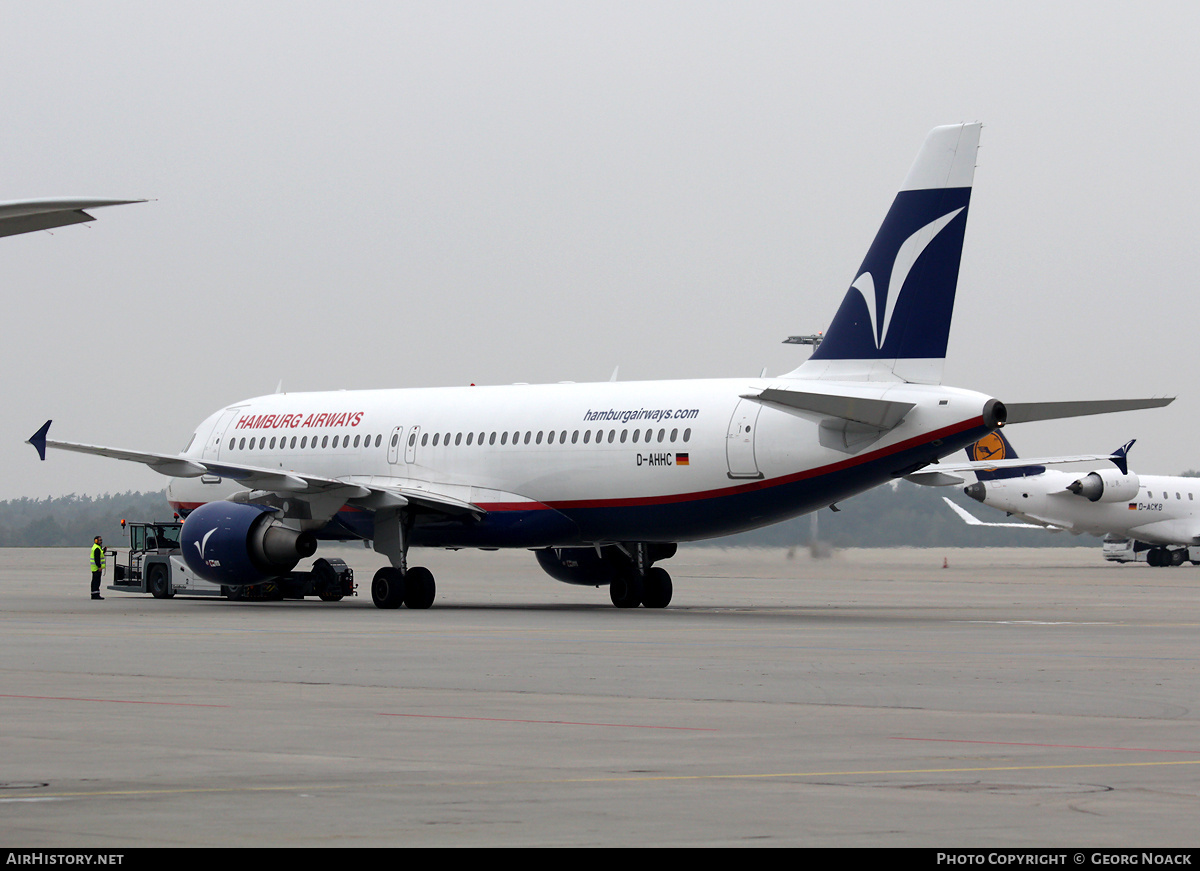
235, 411, 365, 430
583, 408, 700, 424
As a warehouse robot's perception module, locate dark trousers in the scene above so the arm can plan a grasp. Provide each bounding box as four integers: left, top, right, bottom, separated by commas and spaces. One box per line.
91, 570, 102, 596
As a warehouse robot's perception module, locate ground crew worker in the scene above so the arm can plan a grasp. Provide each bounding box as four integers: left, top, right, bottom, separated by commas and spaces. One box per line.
90, 535, 105, 600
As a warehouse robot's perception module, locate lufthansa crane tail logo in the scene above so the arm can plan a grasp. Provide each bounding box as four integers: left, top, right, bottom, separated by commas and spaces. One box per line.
195, 527, 220, 567
971, 433, 1007, 462
852, 207, 965, 349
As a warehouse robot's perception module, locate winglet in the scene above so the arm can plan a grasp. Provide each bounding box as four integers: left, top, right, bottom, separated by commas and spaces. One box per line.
1111, 439, 1136, 475
27, 419, 52, 461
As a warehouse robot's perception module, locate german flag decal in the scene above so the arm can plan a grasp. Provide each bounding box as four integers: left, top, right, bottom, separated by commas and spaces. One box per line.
676, 453, 689, 466
1129, 503, 1137, 510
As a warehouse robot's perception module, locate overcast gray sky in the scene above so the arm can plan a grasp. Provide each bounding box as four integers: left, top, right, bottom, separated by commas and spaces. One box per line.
4, 1, 1197, 500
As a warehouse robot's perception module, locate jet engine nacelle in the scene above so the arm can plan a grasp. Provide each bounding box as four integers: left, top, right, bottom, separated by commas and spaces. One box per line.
535, 544, 677, 586
1066, 469, 1140, 503
181, 500, 317, 585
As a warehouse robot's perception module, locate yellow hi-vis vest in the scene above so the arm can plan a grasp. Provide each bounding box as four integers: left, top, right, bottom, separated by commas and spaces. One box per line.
91, 543, 105, 573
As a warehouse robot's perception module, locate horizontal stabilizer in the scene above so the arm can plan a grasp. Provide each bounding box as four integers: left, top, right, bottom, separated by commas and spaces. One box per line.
1004, 397, 1173, 425
744, 388, 914, 429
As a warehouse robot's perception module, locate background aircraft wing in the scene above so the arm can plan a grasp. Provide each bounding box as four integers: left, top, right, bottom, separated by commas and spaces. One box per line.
942, 497, 1058, 529
0, 198, 145, 238
934, 452, 1123, 474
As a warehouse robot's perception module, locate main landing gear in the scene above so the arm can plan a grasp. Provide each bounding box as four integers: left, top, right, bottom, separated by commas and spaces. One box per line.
371, 565, 436, 609
370, 508, 436, 609
609, 543, 673, 609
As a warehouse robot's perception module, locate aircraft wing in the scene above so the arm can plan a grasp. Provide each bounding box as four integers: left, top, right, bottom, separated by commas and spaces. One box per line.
27, 420, 485, 519
941, 497, 1059, 530
0, 198, 146, 238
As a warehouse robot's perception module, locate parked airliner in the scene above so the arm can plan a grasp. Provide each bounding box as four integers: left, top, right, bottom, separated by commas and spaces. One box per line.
943, 431, 1198, 567
27, 124, 1171, 607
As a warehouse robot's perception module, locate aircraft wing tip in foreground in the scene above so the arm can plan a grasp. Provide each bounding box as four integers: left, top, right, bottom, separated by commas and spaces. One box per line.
0, 197, 147, 238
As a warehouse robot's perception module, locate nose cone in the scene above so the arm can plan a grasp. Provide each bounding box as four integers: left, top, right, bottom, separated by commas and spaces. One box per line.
964, 482, 986, 502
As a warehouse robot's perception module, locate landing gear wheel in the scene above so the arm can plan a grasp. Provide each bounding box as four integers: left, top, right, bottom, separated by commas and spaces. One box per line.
1148, 548, 1166, 567
403, 566, 436, 609
1170, 548, 1186, 567
641, 566, 673, 608
372, 567, 406, 609
148, 564, 173, 599
312, 558, 345, 601
609, 567, 644, 608
225, 586, 245, 600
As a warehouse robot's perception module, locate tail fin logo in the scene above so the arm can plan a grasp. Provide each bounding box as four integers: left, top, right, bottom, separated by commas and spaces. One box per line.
851, 207, 964, 349
970, 432, 1007, 463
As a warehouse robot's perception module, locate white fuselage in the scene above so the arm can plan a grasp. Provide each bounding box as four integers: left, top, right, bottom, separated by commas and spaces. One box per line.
168, 377, 997, 548
972, 469, 1200, 546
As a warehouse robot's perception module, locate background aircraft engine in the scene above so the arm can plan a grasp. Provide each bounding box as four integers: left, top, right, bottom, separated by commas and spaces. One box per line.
1066, 469, 1140, 503
181, 501, 317, 585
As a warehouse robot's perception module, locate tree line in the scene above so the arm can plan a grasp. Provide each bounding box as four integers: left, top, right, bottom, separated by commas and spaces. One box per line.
0, 485, 1098, 549
0, 492, 174, 547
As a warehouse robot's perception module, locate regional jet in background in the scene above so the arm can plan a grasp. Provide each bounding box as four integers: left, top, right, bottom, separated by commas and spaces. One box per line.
27, 124, 1173, 608
0, 198, 144, 237
943, 431, 1199, 567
